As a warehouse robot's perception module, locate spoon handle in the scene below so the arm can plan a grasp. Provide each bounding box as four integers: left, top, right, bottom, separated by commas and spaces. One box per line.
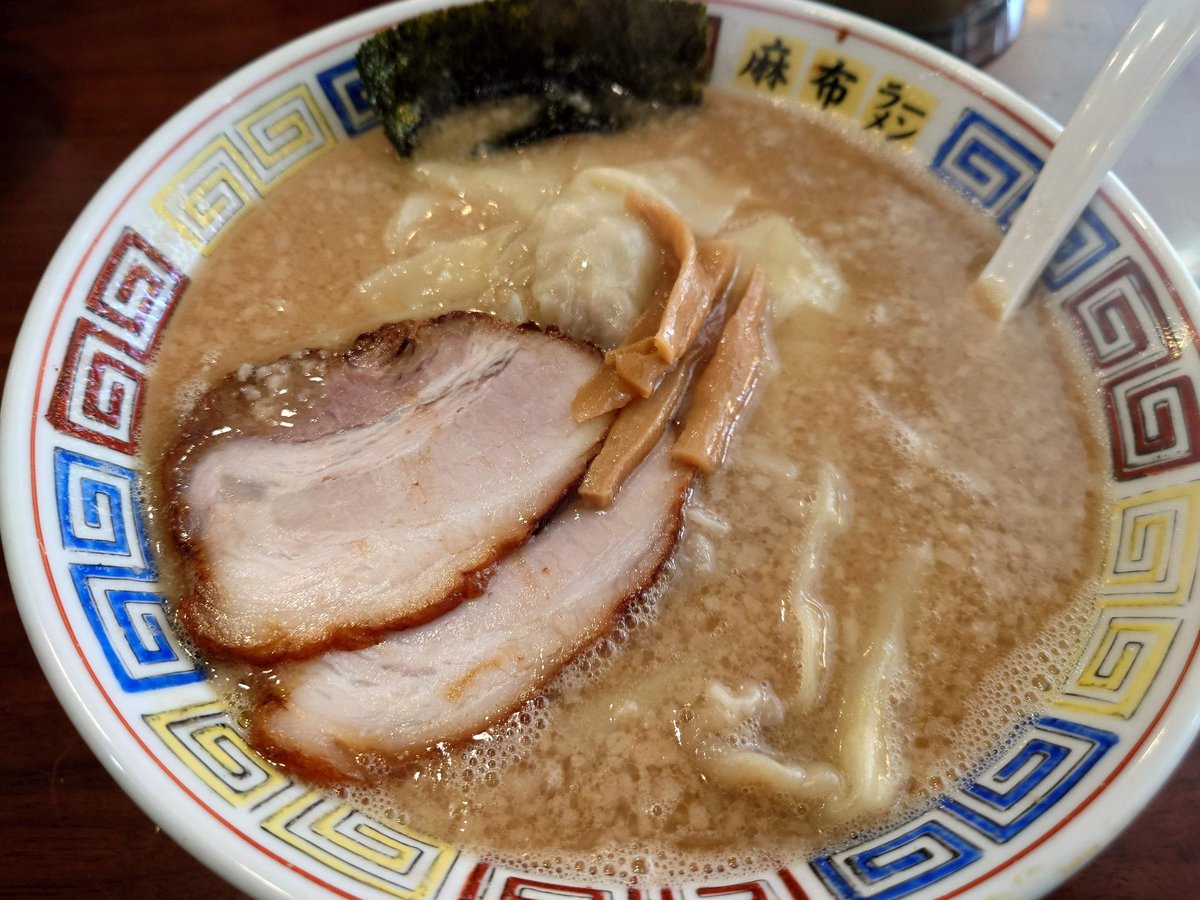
979, 0, 1200, 321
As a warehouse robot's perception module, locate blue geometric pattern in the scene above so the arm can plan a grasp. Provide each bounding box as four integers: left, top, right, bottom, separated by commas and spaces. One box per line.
943, 717, 1118, 842
68, 564, 202, 691
931, 108, 1042, 228
1042, 206, 1120, 291
960, 739, 1070, 807
53, 446, 201, 692
811, 716, 1119, 898
54, 448, 153, 570
316, 58, 380, 136
812, 818, 984, 900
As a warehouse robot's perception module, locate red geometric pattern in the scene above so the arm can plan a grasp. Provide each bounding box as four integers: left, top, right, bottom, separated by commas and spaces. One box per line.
696, 882, 773, 900
1058, 254, 1200, 481
1104, 359, 1200, 481
456, 862, 812, 900
500, 877, 610, 900
84, 228, 188, 362
460, 861, 494, 900
1064, 256, 1177, 377
452, 861, 816, 900
46, 318, 145, 456
46, 229, 186, 455
776, 869, 811, 900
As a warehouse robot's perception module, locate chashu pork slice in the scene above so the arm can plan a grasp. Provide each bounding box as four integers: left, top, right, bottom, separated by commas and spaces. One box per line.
252, 435, 693, 779
166, 313, 611, 662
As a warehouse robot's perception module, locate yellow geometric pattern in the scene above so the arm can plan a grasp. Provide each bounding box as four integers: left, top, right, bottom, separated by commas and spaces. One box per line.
1056, 616, 1180, 718
151, 135, 258, 254
1100, 482, 1200, 607
262, 793, 456, 899
234, 84, 334, 188
144, 701, 290, 807
735, 29, 806, 96
152, 84, 334, 255
800, 48, 874, 117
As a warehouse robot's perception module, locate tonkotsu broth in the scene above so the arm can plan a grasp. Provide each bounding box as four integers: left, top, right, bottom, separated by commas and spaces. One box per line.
140, 91, 1106, 878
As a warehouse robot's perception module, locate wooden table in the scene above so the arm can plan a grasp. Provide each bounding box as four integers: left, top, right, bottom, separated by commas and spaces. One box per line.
1, 2, 1197, 896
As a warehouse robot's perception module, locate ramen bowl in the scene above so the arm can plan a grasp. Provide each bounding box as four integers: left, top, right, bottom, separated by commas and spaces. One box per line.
3, 1, 1199, 897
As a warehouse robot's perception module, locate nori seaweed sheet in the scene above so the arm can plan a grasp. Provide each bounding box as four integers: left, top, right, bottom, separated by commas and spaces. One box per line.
356, 0, 711, 155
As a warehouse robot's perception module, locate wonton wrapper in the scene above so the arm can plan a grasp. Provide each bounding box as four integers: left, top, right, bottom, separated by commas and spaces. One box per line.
357, 227, 526, 321
722, 216, 845, 316
531, 161, 748, 347
365, 155, 751, 347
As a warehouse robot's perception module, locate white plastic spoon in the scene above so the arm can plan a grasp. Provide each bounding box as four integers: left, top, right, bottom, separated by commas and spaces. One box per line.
976, 0, 1200, 321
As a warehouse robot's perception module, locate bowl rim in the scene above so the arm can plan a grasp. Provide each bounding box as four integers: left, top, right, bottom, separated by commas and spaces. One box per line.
3, 1, 1199, 897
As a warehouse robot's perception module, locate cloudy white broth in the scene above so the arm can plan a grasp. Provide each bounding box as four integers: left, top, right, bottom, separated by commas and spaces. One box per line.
140, 91, 1106, 879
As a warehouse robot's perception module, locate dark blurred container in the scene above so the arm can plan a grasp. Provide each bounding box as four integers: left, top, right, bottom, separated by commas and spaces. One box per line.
826, 0, 1025, 64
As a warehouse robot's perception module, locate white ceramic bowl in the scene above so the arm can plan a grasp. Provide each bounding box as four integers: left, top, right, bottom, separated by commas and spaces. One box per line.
4, 2, 1200, 897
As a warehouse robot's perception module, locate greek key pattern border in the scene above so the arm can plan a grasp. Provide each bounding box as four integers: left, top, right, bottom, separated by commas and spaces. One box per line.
29, 8, 1200, 898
